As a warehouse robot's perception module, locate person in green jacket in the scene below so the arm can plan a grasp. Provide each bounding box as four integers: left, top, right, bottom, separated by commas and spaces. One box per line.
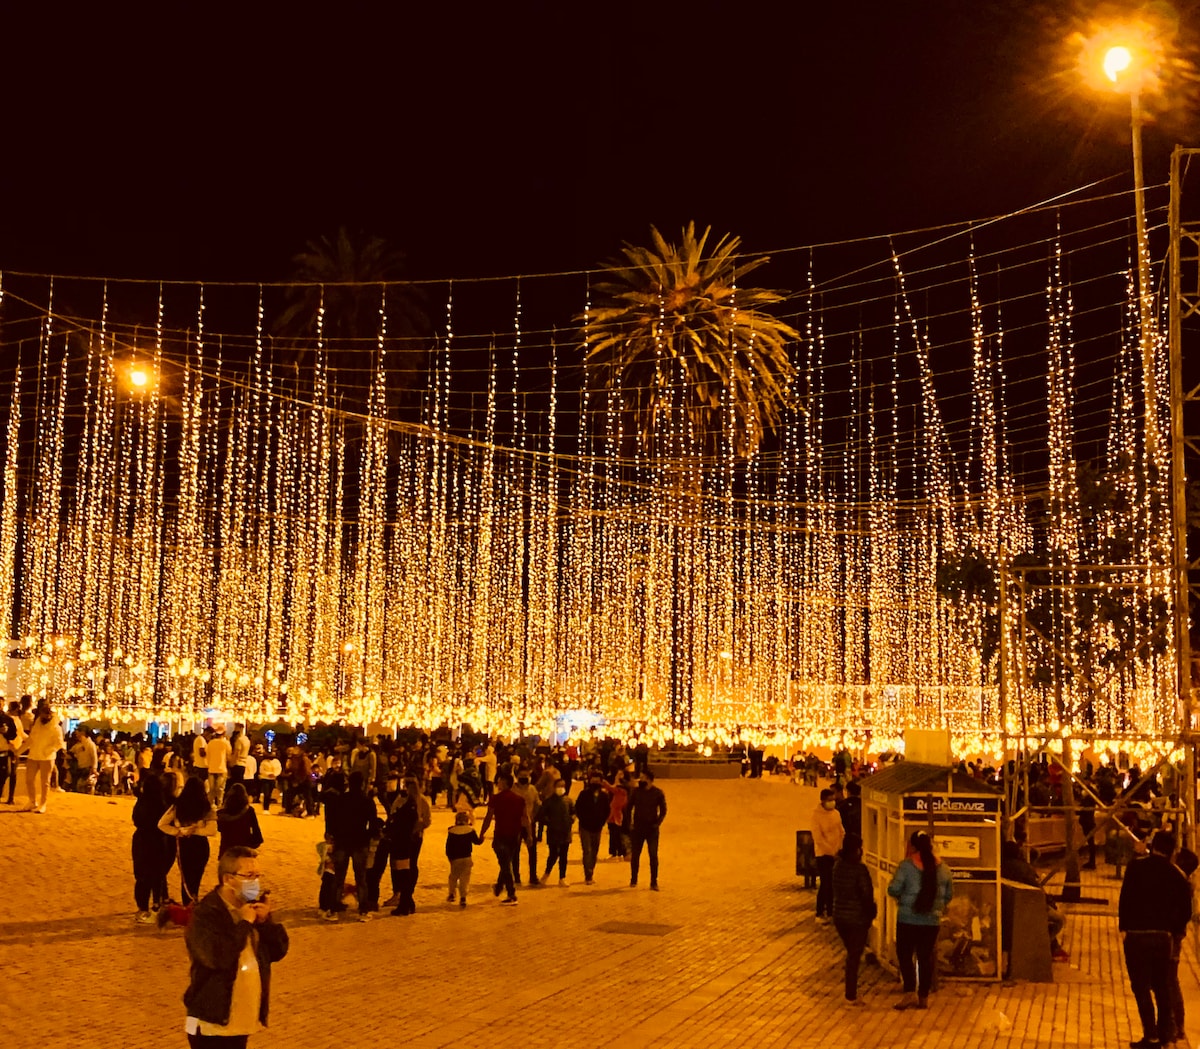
887, 831, 953, 1010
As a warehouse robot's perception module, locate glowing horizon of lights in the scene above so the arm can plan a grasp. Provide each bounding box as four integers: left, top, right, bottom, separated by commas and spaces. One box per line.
0, 219, 1177, 753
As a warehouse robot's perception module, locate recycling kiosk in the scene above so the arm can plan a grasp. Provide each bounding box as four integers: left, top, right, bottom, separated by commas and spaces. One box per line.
863, 762, 1002, 981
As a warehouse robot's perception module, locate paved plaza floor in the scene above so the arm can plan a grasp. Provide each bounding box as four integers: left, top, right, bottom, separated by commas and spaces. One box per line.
1, 774, 1196, 1048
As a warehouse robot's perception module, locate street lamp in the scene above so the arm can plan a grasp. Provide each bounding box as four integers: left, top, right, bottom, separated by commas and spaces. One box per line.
1081, 28, 1162, 459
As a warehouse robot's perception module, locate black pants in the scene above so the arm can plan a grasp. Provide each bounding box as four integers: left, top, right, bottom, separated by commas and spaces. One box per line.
132, 831, 165, 911
815, 856, 835, 917
178, 837, 210, 906
260, 781, 275, 809
493, 835, 519, 898
228, 766, 245, 786
544, 839, 569, 879
188, 1033, 248, 1048
0, 753, 13, 803
895, 922, 940, 997
1124, 931, 1176, 1044
834, 920, 870, 1000
630, 826, 659, 885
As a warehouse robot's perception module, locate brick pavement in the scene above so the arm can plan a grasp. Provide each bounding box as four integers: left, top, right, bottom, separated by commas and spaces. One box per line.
0, 775, 1195, 1048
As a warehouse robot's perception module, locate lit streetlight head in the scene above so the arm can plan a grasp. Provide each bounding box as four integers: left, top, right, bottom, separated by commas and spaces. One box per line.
1104, 45, 1132, 83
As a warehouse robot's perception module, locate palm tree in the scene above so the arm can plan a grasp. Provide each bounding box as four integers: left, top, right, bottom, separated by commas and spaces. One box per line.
273, 227, 431, 412
582, 222, 800, 460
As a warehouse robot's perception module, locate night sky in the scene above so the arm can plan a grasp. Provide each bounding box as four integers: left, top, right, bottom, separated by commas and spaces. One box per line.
1, 1, 1193, 285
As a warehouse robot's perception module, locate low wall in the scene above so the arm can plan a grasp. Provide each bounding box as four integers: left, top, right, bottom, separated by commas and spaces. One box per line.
648, 761, 743, 779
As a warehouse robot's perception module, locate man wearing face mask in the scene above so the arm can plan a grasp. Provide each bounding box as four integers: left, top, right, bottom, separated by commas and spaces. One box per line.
511, 769, 541, 886
627, 770, 667, 890
812, 787, 846, 924
184, 845, 289, 1048
575, 770, 611, 884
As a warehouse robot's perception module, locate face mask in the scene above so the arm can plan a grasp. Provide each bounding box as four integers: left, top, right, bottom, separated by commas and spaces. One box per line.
519, 778, 529, 785
238, 879, 261, 902
555, 786, 566, 795
822, 800, 836, 810
639, 781, 648, 789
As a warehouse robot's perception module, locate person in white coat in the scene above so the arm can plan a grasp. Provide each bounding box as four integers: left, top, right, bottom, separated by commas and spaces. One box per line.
24, 700, 65, 813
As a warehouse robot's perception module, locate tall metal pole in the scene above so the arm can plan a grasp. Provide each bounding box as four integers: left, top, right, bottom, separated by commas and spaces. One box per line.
1168, 145, 1195, 842
1132, 90, 1160, 464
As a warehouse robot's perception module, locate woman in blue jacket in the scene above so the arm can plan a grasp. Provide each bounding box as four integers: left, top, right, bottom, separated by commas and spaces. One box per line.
887, 831, 953, 1010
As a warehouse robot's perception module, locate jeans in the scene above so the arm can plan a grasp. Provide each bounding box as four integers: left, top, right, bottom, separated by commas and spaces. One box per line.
207, 772, 227, 806
178, 836, 210, 905
513, 832, 538, 883
544, 839, 569, 880
607, 823, 628, 857
367, 837, 398, 909
1124, 931, 1176, 1044
493, 835, 519, 898
25, 758, 52, 809
332, 846, 369, 914
815, 855, 835, 917
579, 828, 602, 879
834, 920, 870, 1000
449, 857, 473, 899
895, 922, 940, 997
630, 825, 659, 885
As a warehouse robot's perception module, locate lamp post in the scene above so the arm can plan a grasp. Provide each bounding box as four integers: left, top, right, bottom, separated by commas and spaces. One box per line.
1103, 44, 1159, 462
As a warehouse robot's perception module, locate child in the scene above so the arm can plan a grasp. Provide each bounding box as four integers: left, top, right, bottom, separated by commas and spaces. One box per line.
446, 809, 483, 907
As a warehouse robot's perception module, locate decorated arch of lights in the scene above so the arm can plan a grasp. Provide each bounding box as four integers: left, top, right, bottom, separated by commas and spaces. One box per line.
0, 194, 1181, 761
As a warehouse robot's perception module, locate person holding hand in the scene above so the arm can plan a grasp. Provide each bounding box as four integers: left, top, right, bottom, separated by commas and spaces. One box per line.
183, 845, 289, 1049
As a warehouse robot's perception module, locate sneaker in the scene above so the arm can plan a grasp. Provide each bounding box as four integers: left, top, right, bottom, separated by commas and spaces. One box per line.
459, 897, 467, 908
382, 893, 401, 908
35, 804, 46, 814
513, 876, 522, 885
492, 883, 502, 898
358, 912, 373, 923
447, 894, 456, 903
845, 998, 865, 1007
629, 880, 637, 888
135, 911, 153, 924
501, 896, 518, 906
320, 909, 338, 922
530, 876, 540, 886
1052, 948, 1070, 963
650, 882, 659, 891
585, 877, 595, 885
559, 877, 569, 887
893, 993, 916, 1011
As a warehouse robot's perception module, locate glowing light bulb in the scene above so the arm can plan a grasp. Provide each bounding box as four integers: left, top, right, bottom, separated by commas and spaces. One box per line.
1104, 45, 1131, 83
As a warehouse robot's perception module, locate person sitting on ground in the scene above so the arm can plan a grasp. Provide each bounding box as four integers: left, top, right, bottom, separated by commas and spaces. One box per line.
1000, 839, 1068, 962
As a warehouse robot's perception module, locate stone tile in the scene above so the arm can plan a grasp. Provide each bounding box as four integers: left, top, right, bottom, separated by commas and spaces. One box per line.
0, 776, 1191, 1048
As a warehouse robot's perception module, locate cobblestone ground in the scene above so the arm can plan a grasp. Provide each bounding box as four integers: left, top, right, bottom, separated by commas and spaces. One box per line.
1, 775, 1196, 1048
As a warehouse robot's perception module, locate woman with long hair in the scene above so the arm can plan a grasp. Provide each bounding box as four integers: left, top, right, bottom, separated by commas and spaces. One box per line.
217, 782, 264, 857
158, 775, 217, 905
131, 770, 168, 923
887, 831, 954, 1010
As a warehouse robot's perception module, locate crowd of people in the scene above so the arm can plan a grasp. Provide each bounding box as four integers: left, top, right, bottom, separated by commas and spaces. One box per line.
6, 693, 1200, 1046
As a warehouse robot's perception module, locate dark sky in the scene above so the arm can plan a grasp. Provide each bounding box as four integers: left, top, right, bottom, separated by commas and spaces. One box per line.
0, 1, 1191, 284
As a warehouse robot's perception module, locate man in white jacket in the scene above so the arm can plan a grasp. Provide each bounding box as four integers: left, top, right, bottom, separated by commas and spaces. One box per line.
24, 700, 65, 813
